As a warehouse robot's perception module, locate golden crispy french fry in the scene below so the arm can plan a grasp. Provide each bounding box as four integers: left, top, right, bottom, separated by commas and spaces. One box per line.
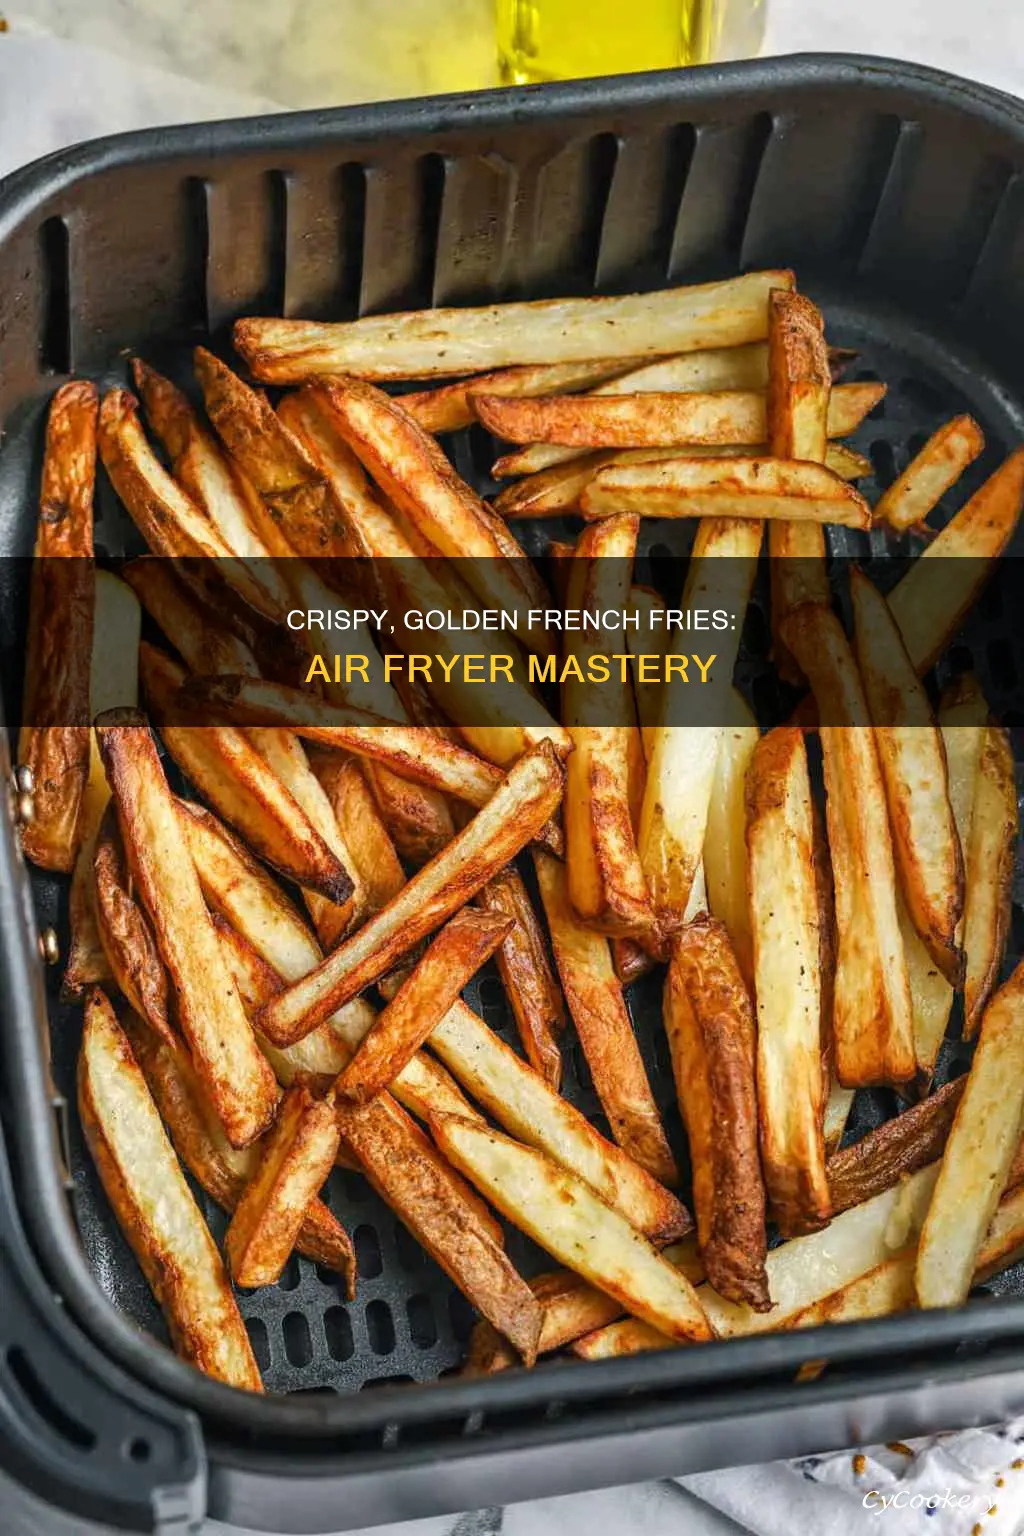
562, 514, 654, 938
123, 557, 261, 678
746, 727, 830, 1233
851, 568, 964, 983
308, 752, 406, 924
340, 1093, 542, 1360
887, 449, 1024, 675
580, 456, 871, 527
258, 744, 565, 1043
140, 644, 355, 903
826, 1076, 965, 1216
963, 727, 1018, 1038
92, 804, 174, 1049
765, 290, 832, 683
666, 919, 768, 1306
313, 376, 550, 629
337, 910, 513, 1105
235, 272, 795, 382
63, 572, 141, 997
432, 1115, 711, 1344
95, 712, 280, 1147
18, 381, 97, 872
534, 850, 677, 1187
875, 415, 985, 533
124, 1013, 356, 1273
402, 357, 650, 433
477, 867, 565, 1089
225, 1085, 346, 1289
78, 990, 263, 1390
783, 605, 915, 1088
916, 961, 1024, 1308
703, 701, 758, 987
638, 517, 760, 930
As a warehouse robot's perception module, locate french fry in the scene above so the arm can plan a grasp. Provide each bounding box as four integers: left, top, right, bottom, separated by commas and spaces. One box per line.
78, 990, 263, 1390
534, 850, 677, 1187
123, 557, 262, 679
63, 572, 141, 997
256, 743, 565, 1043
746, 727, 830, 1234
562, 514, 654, 938
402, 357, 650, 433
962, 727, 1018, 1037
887, 449, 1024, 675
580, 456, 871, 527
313, 376, 550, 629
639, 519, 760, 930
234, 272, 796, 382
92, 804, 174, 1049
428, 998, 690, 1243
225, 1085, 346, 1289
476, 867, 566, 1088
916, 961, 1024, 1308
851, 568, 964, 983
431, 1115, 711, 1344
308, 752, 406, 924
18, 381, 97, 872
336, 909, 513, 1105
124, 1014, 355, 1275
703, 698, 758, 986
875, 415, 984, 533
95, 711, 279, 1147
140, 644, 355, 903
628, 585, 672, 746
826, 1076, 965, 1216
782, 605, 916, 1088
665, 919, 768, 1306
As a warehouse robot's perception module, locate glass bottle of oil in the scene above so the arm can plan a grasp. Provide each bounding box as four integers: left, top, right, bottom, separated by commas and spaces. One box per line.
496, 0, 766, 84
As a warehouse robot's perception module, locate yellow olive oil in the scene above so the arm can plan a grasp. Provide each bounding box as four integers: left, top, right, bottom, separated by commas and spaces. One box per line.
496, 0, 765, 84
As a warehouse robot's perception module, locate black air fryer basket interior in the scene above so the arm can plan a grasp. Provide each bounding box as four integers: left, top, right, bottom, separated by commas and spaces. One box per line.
2, 52, 1024, 1534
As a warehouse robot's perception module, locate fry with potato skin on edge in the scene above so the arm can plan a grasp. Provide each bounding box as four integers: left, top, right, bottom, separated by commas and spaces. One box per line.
478, 867, 565, 1089
963, 727, 1018, 1038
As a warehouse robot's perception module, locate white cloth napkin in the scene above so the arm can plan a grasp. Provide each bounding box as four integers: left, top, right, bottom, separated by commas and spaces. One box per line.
3, 22, 1024, 1536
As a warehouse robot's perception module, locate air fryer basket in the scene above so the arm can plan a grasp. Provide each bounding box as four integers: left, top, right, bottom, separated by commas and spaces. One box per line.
2, 52, 1024, 1534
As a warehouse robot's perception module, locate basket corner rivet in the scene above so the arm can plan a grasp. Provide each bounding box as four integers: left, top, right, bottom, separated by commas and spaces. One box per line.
38, 928, 60, 966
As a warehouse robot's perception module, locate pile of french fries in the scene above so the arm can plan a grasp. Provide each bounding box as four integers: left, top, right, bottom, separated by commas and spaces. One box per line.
15, 269, 1024, 1395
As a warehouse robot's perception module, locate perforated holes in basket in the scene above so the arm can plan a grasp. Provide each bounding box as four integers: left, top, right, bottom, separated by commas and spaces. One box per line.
366, 1299, 396, 1357
324, 1306, 354, 1363
406, 1295, 438, 1351
283, 1312, 314, 1369
355, 1225, 383, 1280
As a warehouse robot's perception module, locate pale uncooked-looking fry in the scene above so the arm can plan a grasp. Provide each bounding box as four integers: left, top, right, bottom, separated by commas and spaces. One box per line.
124, 1013, 355, 1274
95, 711, 279, 1148
141, 644, 355, 904
916, 961, 1024, 1308
233, 272, 795, 382
489, 382, 882, 476
431, 1115, 711, 1344
746, 727, 830, 1234
534, 850, 677, 1188
477, 867, 565, 1089
429, 998, 690, 1243
783, 604, 915, 1088
628, 585, 672, 746
666, 919, 768, 1307
875, 415, 984, 533
887, 448, 1024, 675
308, 752, 406, 925
18, 381, 96, 872
257, 743, 565, 1044
78, 990, 263, 1391
963, 727, 1018, 1038
562, 513, 654, 938
312, 375, 550, 630
766, 289, 833, 684
851, 567, 964, 984
92, 804, 174, 1049
63, 572, 141, 998
225, 1085, 346, 1289
826, 1076, 965, 1216
639, 518, 760, 929
703, 697, 758, 987
580, 457, 871, 527
337, 909, 512, 1105
338, 1094, 543, 1363
402, 357, 650, 433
